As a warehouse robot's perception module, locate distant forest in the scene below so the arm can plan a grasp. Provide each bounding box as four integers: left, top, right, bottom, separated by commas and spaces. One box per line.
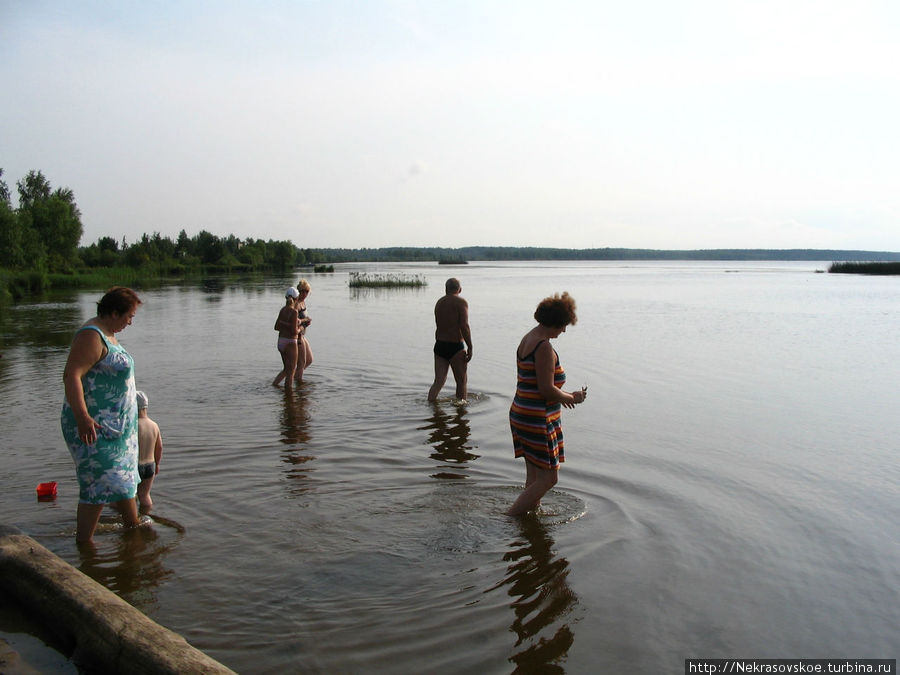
306, 246, 900, 263
3, 168, 899, 301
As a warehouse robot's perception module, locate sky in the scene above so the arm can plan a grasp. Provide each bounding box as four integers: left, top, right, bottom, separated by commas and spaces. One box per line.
2, 0, 900, 251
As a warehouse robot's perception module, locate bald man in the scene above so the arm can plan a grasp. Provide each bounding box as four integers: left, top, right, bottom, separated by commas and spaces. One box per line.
427, 278, 473, 402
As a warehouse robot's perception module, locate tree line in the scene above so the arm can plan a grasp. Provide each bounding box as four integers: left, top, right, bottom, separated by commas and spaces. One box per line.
78, 230, 327, 273
3, 167, 899, 300
0, 169, 326, 280
306, 245, 900, 262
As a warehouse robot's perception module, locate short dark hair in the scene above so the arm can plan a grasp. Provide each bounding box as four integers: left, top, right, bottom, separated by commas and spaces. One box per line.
97, 287, 142, 317
534, 292, 577, 328
445, 278, 461, 293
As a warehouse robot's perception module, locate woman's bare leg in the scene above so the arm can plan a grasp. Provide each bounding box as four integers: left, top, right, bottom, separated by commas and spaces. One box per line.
507, 463, 558, 516
295, 338, 312, 382
112, 497, 140, 528
76, 497, 145, 543
302, 337, 313, 368
273, 343, 298, 387
75, 503, 104, 543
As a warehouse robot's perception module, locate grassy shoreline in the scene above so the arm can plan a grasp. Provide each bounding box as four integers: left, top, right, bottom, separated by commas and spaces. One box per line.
348, 272, 427, 288
0, 267, 197, 305
828, 261, 900, 275
0, 266, 272, 305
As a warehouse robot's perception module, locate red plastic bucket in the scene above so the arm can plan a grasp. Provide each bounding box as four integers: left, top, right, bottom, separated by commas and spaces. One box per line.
36, 482, 58, 500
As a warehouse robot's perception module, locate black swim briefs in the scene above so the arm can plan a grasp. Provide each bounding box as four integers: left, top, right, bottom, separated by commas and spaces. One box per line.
433, 340, 465, 361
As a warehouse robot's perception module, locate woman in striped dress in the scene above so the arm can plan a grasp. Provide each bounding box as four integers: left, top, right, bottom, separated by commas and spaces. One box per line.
507, 292, 586, 516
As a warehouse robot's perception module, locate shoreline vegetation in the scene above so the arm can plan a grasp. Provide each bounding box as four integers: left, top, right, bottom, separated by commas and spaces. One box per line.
5, 241, 900, 304
4, 169, 900, 304
828, 261, 900, 275
438, 255, 469, 265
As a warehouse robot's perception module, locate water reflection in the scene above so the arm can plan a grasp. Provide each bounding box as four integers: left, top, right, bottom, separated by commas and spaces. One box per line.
77, 515, 184, 612
488, 516, 578, 674
419, 404, 478, 479
200, 278, 226, 295
348, 286, 429, 301
279, 385, 313, 446
0, 301, 84, 350
280, 386, 316, 489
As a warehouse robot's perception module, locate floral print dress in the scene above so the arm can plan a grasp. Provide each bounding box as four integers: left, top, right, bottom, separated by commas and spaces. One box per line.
61, 326, 139, 504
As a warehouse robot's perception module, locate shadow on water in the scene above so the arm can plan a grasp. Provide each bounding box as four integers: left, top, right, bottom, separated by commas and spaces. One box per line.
419, 403, 479, 479
76, 514, 185, 612
488, 515, 578, 674
279, 385, 316, 490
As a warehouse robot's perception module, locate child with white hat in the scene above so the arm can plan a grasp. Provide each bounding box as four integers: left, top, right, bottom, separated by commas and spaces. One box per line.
136, 390, 164, 511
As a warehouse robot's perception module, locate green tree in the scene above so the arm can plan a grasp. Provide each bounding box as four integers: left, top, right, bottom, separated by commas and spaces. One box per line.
16, 170, 83, 271
175, 229, 193, 257
0, 169, 46, 270
269, 240, 296, 271
237, 238, 266, 267
223, 234, 241, 255
195, 230, 224, 264
149, 232, 176, 260
0, 177, 23, 267
97, 236, 119, 253
81, 238, 120, 267
15, 170, 51, 208
0, 169, 10, 204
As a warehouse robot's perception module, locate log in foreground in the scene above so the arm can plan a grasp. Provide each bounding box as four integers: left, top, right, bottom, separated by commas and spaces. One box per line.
0, 524, 235, 675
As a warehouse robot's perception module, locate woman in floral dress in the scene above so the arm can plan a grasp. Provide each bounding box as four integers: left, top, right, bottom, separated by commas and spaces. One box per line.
61, 287, 143, 544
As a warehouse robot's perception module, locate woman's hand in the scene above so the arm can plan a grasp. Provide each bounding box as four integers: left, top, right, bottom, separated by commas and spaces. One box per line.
568, 387, 587, 407
76, 415, 102, 445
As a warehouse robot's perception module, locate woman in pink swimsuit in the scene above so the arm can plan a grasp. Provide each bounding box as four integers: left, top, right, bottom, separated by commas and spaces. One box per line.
273, 287, 300, 388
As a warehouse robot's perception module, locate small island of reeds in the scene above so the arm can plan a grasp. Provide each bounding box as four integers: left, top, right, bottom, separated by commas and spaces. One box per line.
828, 261, 900, 275
348, 272, 427, 288
314, 264, 334, 273
438, 256, 468, 265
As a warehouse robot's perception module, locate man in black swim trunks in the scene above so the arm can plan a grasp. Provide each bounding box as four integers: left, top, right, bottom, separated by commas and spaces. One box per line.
427, 278, 473, 402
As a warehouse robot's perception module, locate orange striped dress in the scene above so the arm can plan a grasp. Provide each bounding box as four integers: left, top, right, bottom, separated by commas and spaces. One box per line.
509, 340, 566, 470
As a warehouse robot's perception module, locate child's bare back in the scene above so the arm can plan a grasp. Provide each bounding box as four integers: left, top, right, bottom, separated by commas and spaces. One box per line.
136, 391, 163, 511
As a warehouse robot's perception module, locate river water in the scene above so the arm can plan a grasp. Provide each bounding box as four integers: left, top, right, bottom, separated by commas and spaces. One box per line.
1, 261, 897, 673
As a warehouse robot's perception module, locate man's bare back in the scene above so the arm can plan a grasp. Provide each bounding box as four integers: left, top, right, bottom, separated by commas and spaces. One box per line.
428, 278, 473, 402
434, 293, 469, 343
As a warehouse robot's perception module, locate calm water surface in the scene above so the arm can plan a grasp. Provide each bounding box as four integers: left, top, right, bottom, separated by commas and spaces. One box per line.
1, 261, 898, 673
